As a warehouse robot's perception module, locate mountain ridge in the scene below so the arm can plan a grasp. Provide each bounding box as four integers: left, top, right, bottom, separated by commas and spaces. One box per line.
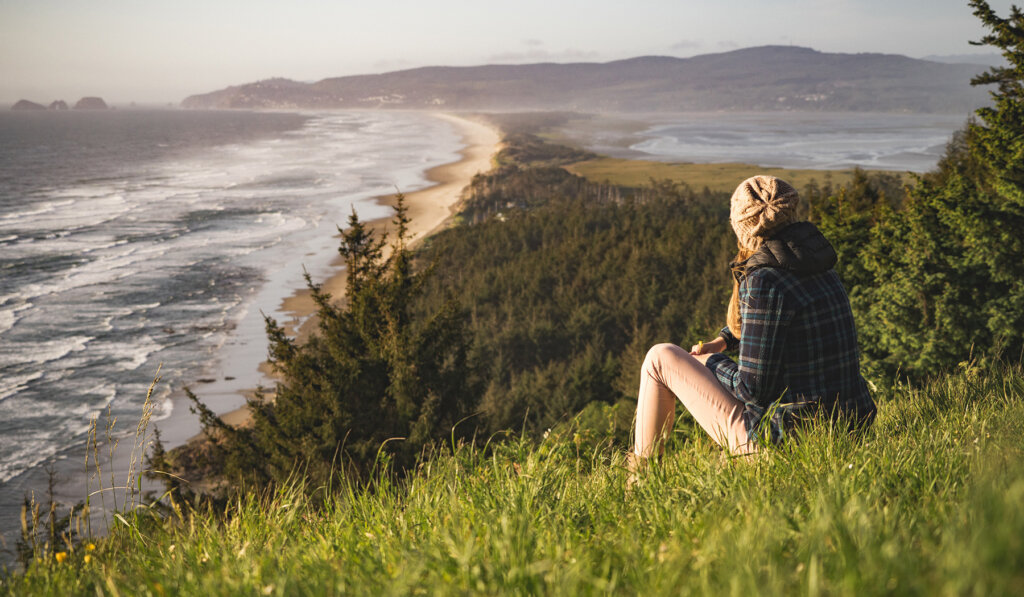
182, 45, 991, 113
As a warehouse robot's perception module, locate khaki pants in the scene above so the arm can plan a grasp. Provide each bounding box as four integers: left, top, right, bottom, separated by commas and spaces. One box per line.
634, 343, 755, 457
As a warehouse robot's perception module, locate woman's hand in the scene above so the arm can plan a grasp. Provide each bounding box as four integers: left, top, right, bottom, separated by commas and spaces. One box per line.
691, 352, 713, 365
689, 336, 726, 356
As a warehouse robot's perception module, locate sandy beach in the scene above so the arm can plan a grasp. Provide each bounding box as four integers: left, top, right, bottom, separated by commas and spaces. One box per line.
216, 112, 502, 429
276, 113, 501, 335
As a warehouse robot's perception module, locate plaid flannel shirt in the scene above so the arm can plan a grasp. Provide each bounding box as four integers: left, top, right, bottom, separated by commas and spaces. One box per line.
705, 266, 875, 445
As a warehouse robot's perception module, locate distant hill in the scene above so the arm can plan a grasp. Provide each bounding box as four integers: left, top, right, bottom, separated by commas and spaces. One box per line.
922, 53, 1007, 68
11, 100, 46, 111
183, 46, 992, 113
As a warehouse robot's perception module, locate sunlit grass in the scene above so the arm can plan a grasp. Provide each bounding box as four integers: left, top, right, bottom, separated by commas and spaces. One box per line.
564, 157, 912, 192
4, 362, 1023, 595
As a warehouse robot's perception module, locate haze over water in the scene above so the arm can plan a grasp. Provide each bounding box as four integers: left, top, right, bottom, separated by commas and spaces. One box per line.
576, 112, 968, 173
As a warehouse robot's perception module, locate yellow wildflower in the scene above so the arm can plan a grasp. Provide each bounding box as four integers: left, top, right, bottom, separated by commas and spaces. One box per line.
84, 554, 93, 564
55, 551, 68, 563
86, 543, 96, 551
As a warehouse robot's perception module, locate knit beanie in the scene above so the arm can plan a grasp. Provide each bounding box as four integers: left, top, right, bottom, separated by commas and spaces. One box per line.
729, 175, 801, 251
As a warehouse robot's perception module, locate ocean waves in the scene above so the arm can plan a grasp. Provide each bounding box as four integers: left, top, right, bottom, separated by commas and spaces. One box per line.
0, 110, 462, 487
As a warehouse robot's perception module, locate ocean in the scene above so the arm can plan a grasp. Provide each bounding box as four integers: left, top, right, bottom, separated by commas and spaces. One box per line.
0, 109, 463, 558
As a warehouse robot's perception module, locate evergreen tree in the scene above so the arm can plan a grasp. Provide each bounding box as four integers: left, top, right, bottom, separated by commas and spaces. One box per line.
970, 1, 1024, 205
188, 196, 479, 490
852, 1, 1024, 374
964, 0, 1024, 347
809, 168, 903, 291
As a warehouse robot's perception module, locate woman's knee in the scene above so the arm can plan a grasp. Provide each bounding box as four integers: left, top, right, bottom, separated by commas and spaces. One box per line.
643, 343, 683, 372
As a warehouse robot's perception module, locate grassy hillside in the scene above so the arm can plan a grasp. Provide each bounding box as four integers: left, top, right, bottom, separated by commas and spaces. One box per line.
563, 157, 912, 193
4, 361, 1023, 595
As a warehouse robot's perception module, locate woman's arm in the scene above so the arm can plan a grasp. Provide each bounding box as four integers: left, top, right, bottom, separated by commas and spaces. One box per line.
690, 336, 727, 355
705, 270, 793, 407
718, 326, 740, 352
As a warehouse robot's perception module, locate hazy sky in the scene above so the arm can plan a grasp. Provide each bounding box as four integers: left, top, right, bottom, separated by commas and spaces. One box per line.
0, 0, 1015, 105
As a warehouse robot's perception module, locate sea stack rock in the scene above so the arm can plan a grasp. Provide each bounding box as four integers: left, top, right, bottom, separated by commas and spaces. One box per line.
11, 99, 46, 111
48, 100, 69, 110
74, 97, 108, 110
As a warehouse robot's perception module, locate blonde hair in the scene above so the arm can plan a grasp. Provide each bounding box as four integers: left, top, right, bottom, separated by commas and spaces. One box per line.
726, 246, 757, 338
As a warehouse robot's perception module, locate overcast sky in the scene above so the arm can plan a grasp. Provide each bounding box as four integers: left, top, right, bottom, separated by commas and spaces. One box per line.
0, 0, 1015, 105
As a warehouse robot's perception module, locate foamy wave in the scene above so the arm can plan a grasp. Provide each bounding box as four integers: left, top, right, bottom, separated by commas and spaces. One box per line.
72, 386, 119, 425
0, 198, 75, 223
0, 194, 130, 234
0, 301, 29, 335
0, 309, 13, 335
0, 441, 55, 483
15, 245, 163, 303
100, 335, 162, 371
0, 233, 128, 261
0, 385, 118, 482
0, 371, 44, 402
152, 389, 173, 421
95, 305, 138, 332
0, 335, 91, 368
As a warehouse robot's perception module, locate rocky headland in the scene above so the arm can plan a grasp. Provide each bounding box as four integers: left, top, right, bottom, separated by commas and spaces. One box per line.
73, 97, 108, 110
11, 99, 46, 111
10, 97, 108, 110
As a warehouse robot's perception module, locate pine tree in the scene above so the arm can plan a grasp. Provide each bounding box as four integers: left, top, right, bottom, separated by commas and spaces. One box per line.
964, 0, 1024, 346
187, 196, 479, 491
970, 1, 1024, 206
853, 1, 1024, 374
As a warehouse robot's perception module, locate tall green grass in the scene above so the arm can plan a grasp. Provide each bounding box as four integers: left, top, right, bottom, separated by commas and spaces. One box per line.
4, 362, 1023, 596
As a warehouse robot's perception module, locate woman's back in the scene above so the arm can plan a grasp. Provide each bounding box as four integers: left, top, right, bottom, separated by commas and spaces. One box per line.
630, 175, 875, 466
744, 265, 873, 416
708, 221, 876, 437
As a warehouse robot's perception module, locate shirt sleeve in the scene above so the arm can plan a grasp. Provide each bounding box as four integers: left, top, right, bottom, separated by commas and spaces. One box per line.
706, 352, 739, 394
707, 270, 793, 408
718, 325, 739, 352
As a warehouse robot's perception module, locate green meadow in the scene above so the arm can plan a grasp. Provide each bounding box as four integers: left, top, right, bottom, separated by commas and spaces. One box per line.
4, 361, 1023, 595
564, 157, 912, 193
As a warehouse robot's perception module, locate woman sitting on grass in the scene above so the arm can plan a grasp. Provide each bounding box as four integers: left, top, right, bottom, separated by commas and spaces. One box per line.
630, 175, 877, 468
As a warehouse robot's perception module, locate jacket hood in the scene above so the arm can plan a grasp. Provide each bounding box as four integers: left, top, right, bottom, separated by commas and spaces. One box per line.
735, 221, 837, 278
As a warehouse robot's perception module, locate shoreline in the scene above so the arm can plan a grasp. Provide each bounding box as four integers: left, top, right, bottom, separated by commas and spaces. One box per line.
211, 112, 502, 431
278, 112, 502, 341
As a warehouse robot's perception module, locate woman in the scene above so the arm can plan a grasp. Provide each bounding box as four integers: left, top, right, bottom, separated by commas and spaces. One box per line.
630, 175, 876, 466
